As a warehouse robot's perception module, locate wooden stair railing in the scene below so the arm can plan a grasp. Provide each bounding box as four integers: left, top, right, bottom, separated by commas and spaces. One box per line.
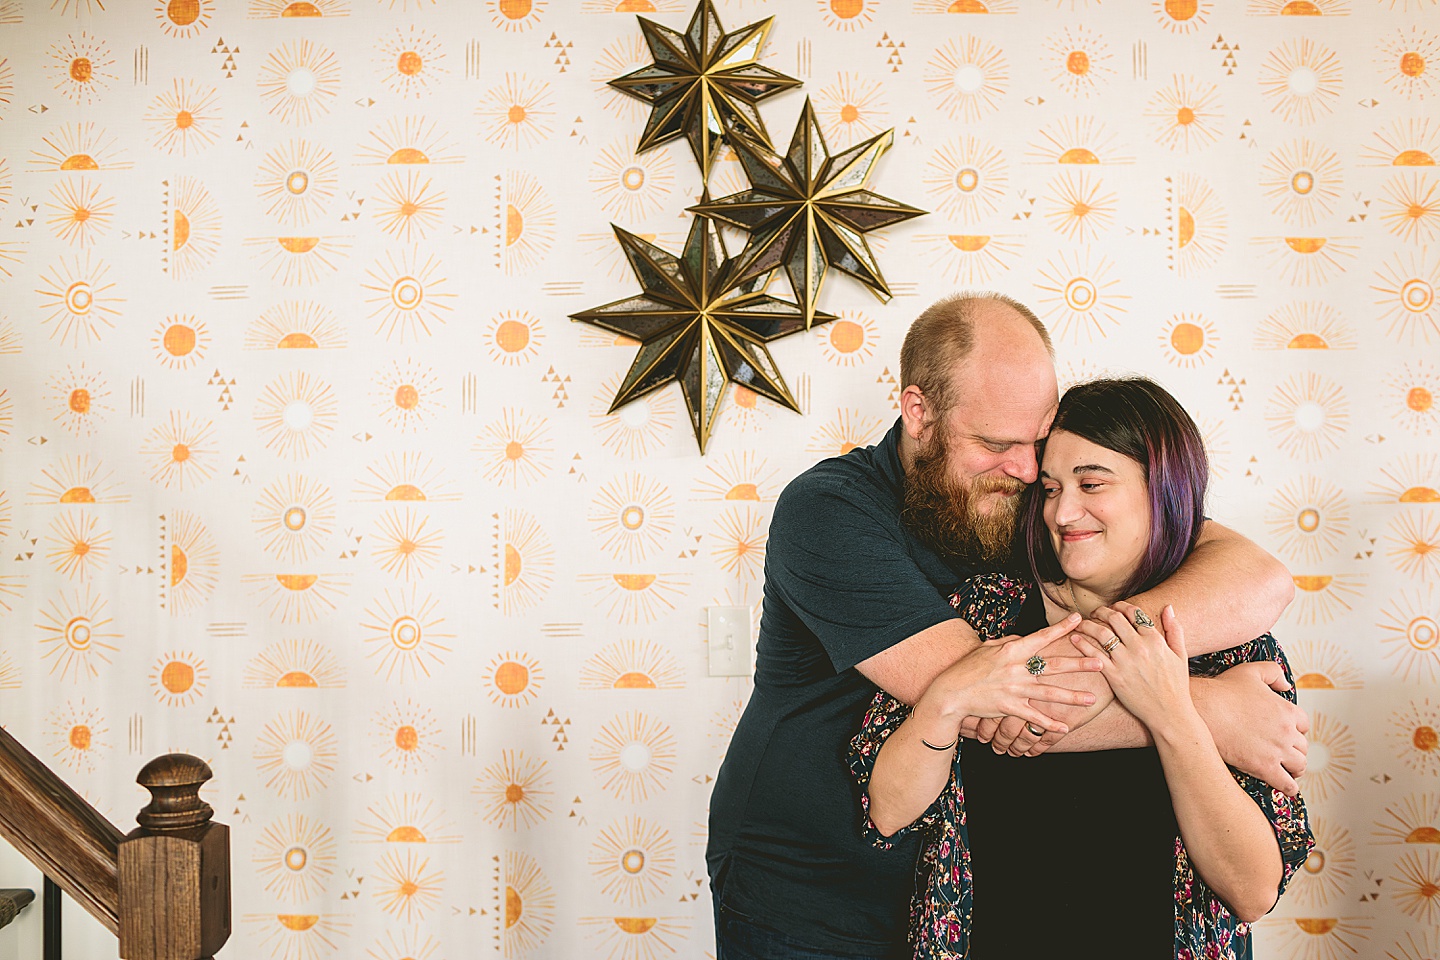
0, 724, 230, 959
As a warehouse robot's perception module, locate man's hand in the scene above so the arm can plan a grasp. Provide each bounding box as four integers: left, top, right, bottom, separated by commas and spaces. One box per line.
1193, 661, 1310, 796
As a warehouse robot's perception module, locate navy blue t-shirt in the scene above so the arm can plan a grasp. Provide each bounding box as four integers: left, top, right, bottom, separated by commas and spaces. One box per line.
707, 419, 977, 957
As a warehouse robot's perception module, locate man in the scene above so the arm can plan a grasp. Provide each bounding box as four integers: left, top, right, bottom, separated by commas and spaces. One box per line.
707, 293, 1307, 960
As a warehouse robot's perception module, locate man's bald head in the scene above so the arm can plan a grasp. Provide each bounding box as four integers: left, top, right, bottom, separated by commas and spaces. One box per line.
899, 292, 1053, 423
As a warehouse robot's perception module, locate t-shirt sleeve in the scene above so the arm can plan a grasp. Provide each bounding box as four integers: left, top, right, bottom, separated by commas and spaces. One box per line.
767, 472, 960, 673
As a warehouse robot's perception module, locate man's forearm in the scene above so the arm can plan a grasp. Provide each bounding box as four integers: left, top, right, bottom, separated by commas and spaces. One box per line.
1127, 522, 1292, 655
1046, 700, 1150, 751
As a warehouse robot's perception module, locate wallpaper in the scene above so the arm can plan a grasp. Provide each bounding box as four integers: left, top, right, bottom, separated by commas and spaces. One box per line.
0, 0, 1437, 958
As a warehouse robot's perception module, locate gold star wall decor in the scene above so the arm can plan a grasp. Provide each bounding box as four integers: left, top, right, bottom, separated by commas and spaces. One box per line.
607, 0, 802, 179
570, 213, 833, 454
690, 97, 926, 330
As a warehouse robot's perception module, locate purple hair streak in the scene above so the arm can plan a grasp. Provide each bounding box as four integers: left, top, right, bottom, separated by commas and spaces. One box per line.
1021, 377, 1209, 600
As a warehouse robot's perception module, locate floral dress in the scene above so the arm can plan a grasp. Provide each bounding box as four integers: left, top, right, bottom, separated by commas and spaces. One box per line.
848, 573, 1315, 960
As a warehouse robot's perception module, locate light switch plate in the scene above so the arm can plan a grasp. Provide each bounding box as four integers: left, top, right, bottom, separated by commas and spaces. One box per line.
706, 605, 753, 677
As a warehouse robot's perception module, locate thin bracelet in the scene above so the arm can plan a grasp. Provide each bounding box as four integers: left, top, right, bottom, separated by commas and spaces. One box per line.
920, 734, 958, 751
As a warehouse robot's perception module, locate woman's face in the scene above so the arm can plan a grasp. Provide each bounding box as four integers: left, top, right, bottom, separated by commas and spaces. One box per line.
1040, 429, 1151, 602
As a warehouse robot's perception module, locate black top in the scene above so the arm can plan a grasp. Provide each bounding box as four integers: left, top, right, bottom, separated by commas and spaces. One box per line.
708, 419, 976, 957
961, 588, 1178, 958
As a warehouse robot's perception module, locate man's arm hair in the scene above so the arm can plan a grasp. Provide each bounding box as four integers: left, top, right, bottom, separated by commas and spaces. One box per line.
855, 617, 984, 705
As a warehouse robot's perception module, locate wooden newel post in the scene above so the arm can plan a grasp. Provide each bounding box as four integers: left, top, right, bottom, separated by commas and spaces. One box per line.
117, 755, 231, 960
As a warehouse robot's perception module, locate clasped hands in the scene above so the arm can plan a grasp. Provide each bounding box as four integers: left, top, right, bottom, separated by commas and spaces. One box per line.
950, 601, 1311, 797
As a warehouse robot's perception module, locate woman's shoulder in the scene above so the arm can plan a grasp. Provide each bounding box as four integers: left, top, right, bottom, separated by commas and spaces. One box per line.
947, 572, 1033, 640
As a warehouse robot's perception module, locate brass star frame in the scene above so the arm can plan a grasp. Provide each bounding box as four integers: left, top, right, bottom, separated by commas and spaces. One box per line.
690, 97, 926, 329
608, 0, 802, 179
571, 213, 833, 454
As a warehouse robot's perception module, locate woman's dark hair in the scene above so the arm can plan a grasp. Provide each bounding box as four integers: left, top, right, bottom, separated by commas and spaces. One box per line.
1020, 377, 1209, 600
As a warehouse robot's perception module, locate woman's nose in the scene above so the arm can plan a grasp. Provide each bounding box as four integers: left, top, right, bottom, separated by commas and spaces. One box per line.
1052, 488, 1084, 524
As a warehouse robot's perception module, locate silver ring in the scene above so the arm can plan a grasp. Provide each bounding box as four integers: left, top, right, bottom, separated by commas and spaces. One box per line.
1025, 655, 1046, 676
1101, 636, 1121, 655
1026, 722, 1045, 737
1133, 609, 1156, 629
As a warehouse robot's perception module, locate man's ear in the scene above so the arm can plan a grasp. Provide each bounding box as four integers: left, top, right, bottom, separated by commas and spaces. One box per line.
899, 384, 929, 440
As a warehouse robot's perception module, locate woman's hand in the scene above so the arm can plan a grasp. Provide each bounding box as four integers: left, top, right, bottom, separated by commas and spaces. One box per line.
917, 613, 1103, 738
1071, 600, 1194, 732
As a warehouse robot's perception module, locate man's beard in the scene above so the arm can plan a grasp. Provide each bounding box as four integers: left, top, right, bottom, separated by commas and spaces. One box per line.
901, 426, 1026, 565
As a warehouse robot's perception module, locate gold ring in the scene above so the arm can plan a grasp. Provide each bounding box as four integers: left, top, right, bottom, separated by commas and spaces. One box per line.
1101, 636, 1121, 654
1026, 722, 1045, 737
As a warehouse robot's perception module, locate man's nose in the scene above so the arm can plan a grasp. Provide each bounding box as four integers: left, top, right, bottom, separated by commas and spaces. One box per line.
1004, 448, 1038, 484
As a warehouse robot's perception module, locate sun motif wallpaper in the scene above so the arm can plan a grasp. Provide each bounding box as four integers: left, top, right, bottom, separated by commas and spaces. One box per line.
0, 0, 1436, 958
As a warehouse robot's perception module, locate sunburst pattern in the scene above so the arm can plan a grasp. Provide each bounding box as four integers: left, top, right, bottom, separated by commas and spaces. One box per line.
361, 587, 453, 682
43, 510, 111, 580
151, 315, 210, 370
1034, 250, 1130, 341
354, 792, 459, 845
372, 507, 443, 581
923, 135, 1008, 221
372, 699, 443, 775
1255, 302, 1358, 352
1373, 792, 1440, 846
589, 473, 675, 563
1288, 637, 1363, 691
37, 585, 119, 682
812, 72, 888, 148
476, 750, 552, 830
48, 700, 109, 773
373, 169, 446, 241
1370, 454, 1440, 505
1386, 361, 1439, 436
1387, 512, 1440, 581
44, 178, 113, 247
29, 122, 130, 172
149, 650, 209, 707
256, 139, 339, 226
1252, 235, 1359, 287
362, 248, 455, 342
1380, 588, 1440, 682
29, 456, 127, 506
485, 310, 544, 365
1289, 816, 1355, 908
484, 651, 544, 708
375, 25, 447, 99
165, 510, 221, 615
254, 474, 337, 564
145, 79, 221, 156
1379, 173, 1440, 245
479, 73, 555, 150
1306, 711, 1356, 802
1260, 139, 1343, 227
580, 572, 689, 625
501, 852, 555, 958
243, 572, 349, 624
590, 711, 677, 803
1392, 699, 1440, 776
142, 411, 218, 491
1377, 25, 1440, 101
1146, 75, 1222, 152
48, 32, 116, 106
1265, 373, 1349, 461
1373, 252, 1440, 345
36, 252, 122, 345
254, 710, 338, 799
255, 814, 337, 901
1260, 39, 1343, 125
497, 509, 555, 616
373, 849, 443, 922
167, 177, 223, 280
497, 170, 557, 275
579, 638, 685, 690
353, 451, 460, 503
258, 39, 340, 126
243, 638, 346, 689
925, 35, 1009, 122
1265, 477, 1350, 563
49, 363, 111, 438
356, 115, 462, 166
246, 301, 347, 351
590, 137, 675, 222
255, 372, 338, 460
590, 817, 676, 906
1044, 24, 1114, 98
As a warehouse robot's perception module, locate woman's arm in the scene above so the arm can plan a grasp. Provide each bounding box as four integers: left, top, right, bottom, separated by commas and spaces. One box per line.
1075, 603, 1286, 922
866, 616, 1099, 836
1124, 520, 1293, 656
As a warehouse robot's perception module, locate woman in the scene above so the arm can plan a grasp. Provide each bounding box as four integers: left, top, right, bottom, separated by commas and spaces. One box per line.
849, 377, 1313, 960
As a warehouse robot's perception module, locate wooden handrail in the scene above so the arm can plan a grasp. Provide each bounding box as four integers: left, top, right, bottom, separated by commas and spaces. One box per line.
0, 725, 230, 959
0, 723, 122, 934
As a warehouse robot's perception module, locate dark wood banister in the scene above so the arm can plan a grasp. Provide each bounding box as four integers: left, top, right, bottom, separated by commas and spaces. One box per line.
0, 723, 231, 959
0, 722, 123, 934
